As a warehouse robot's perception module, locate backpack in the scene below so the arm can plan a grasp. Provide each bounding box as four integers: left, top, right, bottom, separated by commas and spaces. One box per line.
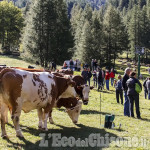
116, 80, 122, 90
104, 114, 115, 128
135, 83, 142, 93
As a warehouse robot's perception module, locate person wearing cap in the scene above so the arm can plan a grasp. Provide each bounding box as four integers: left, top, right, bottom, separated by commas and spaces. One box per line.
126, 71, 142, 119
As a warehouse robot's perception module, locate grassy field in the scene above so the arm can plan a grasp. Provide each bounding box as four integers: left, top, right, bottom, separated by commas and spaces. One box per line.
0, 55, 150, 150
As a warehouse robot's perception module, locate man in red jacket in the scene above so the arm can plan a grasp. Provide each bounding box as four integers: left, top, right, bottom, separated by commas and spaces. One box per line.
110, 68, 115, 86
105, 70, 110, 90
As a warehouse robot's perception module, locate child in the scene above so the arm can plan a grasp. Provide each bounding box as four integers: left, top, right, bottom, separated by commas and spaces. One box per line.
92, 70, 97, 87
115, 74, 123, 104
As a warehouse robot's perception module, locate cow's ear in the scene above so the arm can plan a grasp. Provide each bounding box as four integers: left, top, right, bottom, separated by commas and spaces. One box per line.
90, 86, 94, 90
77, 86, 83, 90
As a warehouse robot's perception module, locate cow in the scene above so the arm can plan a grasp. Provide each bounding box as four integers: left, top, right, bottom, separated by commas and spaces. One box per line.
0, 68, 82, 138
52, 73, 94, 105
48, 74, 94, 124
72, 75, 94, 105
57, 69, 74, 75
48, 97, 82, 125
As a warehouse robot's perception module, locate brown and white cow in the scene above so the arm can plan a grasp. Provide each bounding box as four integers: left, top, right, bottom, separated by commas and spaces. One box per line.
52, 73, 94, 105
48, 97, 82, 125
48, 74, 93, 124
56, 69, 74, 75
0, 68, 82, 138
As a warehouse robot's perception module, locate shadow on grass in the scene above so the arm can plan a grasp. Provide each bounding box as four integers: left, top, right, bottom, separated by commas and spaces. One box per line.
140, 117, 150, 122
58, 109, 111, 116
6, 122, 123, 150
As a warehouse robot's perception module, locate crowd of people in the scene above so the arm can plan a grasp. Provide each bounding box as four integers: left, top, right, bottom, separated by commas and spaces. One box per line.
81, 66, 142, 119
81, 65, 116, 91
63, 59, 81, 71
60, 58, 147, 119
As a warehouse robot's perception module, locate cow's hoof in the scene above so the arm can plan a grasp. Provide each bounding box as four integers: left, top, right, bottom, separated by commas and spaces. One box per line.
38, 126, 43, 130
16, 133, 24, 138
42, 128, 48, 131
1, 135, 9, 139
49, 121, 54, 124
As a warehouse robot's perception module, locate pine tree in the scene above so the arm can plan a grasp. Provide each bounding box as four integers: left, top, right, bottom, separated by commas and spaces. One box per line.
0, 1, 24, 52
22, 0, 73, 66
127, 5, 142, 59
103, 5, 128, 67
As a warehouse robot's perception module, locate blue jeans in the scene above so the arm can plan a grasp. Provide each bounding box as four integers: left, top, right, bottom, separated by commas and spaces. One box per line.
106, 80, 109, 90
87, 78, 91, 86
148, 91, 150, 100
111, 78, 114, 86
124, 92, 130, 116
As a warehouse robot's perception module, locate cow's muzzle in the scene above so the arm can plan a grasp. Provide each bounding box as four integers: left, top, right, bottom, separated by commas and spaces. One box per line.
73, 120, 78, 124
83, 100, 88, 105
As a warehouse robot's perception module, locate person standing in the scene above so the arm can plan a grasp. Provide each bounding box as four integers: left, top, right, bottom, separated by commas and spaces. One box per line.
93, 59, 97, 70
69, 59, 74, 70
115, 74, 123, 104
98, 68, 103, 91
126, 72, 142, 119
91, 59, 94, 71
81, 68, 88, 84
105, 70, 110, 90
92, 70, 97, 87
146, 78, 150, 100
87, 68, 92, 86
84, 63, 89, 69
122, 67, 131, 117
77, 59, 81, 71
102, 69, 105, 89
143, 78, 148, 99
51, 62, 56, 71
63, 61, 67, 69
110, 68, 115, 86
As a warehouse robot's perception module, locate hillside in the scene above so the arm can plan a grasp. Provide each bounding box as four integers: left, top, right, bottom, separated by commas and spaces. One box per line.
0, 56, 150, 149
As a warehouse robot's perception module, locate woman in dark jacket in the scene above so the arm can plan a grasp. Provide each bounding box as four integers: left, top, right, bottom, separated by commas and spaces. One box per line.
126, 72, 142, 119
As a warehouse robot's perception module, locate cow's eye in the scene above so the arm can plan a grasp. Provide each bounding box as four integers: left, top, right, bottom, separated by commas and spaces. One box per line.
76, 110, 79, 113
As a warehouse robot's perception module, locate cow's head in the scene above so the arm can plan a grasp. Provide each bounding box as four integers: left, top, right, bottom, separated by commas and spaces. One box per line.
66, 100, 82, 124
77, 85, 94, 105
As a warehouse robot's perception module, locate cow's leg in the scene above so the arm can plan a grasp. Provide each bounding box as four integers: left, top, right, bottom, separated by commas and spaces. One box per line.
37, 108, 43, 129
43, 112, 49, 131
1, 103, 9, 138
11, 101, 23, 137
43, 100, 55, 131
49, 110, 54, 124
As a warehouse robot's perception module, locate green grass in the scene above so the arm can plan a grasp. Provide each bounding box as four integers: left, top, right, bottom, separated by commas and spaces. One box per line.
0, 55, 150, 150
